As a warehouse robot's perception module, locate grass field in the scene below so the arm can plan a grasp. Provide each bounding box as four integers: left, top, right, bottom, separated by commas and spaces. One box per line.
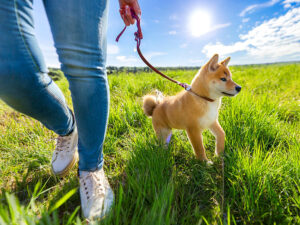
0, 63, 299, 224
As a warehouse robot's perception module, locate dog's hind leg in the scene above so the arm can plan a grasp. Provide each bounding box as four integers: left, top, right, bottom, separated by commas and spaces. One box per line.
165, 132, 172, 145
154, 126, 172, 145
151, 110, 171, 146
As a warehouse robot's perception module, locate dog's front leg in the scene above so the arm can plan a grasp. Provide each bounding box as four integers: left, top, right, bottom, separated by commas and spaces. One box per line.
186, 126, 209, 161
209, 120, 225, 156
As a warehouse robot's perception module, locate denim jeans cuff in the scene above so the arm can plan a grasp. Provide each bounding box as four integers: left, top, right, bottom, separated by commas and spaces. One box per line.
62, 108, 75, 136
78, 159, 103, 174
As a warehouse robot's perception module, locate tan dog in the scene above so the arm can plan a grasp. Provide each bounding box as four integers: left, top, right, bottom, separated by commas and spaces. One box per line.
142, 54, 241, 162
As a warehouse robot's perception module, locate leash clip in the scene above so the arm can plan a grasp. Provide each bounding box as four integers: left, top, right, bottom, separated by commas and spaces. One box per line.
178, 82, 191, 91
184, 84, 191, 91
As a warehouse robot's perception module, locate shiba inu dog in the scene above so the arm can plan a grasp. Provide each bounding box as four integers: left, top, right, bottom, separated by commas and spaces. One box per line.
142, 54, 241, 162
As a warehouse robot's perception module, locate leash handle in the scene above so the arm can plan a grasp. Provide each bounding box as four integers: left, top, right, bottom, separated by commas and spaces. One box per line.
115, 9, 214, 102
115, 9, 191, 89
115, 26, 127, 42
116, 8, 143, 42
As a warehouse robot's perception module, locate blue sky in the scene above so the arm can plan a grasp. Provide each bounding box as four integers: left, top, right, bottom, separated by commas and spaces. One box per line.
33, 0, 300, 67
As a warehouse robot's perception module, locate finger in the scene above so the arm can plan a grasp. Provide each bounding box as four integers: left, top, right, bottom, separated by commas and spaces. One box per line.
131, 1, 141, 17
125, 6, 135, 24
121, 12, 130, 26
120, 8, 130, 26
124, 16, 130, 26
125, 5, 135, 24
125, 15, 134, 25
119, 8, 124, 19
119, 8, 124, 16
124, 13, 133, 25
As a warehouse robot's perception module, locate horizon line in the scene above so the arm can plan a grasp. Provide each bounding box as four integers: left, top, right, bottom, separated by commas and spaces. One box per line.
48, 60, 300, 70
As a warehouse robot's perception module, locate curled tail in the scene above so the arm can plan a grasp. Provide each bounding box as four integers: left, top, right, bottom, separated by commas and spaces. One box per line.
143, 95, 158, 117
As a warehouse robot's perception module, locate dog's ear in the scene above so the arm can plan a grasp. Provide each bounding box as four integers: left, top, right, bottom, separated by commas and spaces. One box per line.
207, 54, 219, 72
221, 57, 231, 67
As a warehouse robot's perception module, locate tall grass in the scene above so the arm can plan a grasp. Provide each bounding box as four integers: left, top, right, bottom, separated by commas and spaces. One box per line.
0, 63, 299, 224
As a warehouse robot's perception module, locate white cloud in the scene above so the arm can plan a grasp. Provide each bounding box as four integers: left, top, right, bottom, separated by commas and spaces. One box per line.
242, 18, 250, 23
107, 44, 119, 55
153, 19, 160, 23
144, 52, 167, 60
283, 0, 300, 8
111, 52, 166, 66
168, 30, 177, 35
203, 7, 300, 63
210, 23, 231, 32
283, 0, 300, 3
180, 43, 188, 48
240, 0, 280, 17
191, 23, 231, 37
189, 59, 204, 64
169, 14, 178, 20
116, 55, 138, 63
171, 24, 180, 28
203, 42, 249, 58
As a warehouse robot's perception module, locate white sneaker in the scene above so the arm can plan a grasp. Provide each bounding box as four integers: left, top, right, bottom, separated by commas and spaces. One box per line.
79, 168, 114, 220
51, 126, 78, 176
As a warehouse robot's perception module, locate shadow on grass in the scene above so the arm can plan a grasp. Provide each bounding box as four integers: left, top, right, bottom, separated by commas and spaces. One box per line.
0, 160, 81, 222
172, 142, 223, 225
0, 134, 224, 225
101, 134, 223, 225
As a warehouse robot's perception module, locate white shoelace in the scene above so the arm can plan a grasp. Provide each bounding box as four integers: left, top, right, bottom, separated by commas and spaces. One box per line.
55, 135, 71, 151
81, 172, 106, 200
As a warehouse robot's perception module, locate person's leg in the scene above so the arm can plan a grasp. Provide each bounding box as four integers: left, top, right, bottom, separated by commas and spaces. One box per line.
43, 0, 112, 219
0, 0, 74, 136
43, 0, 110, 172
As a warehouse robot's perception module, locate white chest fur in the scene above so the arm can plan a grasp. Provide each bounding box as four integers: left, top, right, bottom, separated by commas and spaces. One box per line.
198, 99, 221, 128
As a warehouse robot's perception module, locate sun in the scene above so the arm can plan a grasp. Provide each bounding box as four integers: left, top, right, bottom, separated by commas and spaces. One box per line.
189, 9, 211, 37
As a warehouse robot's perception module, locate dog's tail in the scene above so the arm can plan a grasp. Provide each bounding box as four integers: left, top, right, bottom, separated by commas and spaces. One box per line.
143, 95, 158, 117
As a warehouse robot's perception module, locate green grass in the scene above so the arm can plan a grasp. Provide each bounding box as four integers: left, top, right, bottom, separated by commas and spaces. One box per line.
0, 63, 299, 224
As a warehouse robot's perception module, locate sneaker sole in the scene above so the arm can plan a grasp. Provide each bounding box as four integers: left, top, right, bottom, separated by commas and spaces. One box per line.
51, 150, 79, 177
83, 189, 114, 221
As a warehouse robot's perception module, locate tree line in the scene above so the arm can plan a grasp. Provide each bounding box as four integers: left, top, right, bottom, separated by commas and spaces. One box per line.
48, 66, 200, 80
106, 66, 199, 74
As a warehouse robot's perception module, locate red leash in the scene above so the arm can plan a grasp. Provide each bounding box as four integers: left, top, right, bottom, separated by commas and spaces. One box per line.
116, 9, 214, 102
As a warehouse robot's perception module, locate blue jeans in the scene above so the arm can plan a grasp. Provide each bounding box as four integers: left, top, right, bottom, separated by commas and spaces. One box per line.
0, 0, 109, 171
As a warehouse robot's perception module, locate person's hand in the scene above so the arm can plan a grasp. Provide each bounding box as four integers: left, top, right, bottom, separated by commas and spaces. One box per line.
118, 0, 141, 26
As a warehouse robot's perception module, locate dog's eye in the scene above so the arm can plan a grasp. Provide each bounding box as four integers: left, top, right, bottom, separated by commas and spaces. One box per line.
220, 78, 227, 82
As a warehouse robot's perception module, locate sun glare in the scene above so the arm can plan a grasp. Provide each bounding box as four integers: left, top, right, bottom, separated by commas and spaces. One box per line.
189, 9, 211, 37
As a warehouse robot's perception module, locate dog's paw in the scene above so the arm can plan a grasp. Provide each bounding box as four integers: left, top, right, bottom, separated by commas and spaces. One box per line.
215, 150, 224, 157
199, 158, 213, 165
206, 160, 214, 165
